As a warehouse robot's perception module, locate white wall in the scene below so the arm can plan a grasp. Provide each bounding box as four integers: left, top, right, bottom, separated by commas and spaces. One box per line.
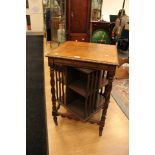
26, 0, 44, 32
101, 0, 129, 22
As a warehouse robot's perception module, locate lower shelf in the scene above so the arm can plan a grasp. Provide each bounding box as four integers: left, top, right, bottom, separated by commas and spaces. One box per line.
67, 99, 85, 119
59, 94, 105, 121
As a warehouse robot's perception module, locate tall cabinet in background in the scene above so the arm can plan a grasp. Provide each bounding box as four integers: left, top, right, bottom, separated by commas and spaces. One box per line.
49, 0, 103, 43
66, 0, 91, 42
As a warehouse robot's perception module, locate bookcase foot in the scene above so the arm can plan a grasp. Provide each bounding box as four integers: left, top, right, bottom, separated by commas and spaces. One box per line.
99, 126, 103, 136
53, 116, 58, 126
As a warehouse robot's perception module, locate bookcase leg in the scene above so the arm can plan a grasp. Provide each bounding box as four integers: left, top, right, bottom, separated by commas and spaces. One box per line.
99, 126, 103, 136
99, 70, 115, 136
52, 112, 58, 126
50, 67, 58, 126
99, 99, 110, 136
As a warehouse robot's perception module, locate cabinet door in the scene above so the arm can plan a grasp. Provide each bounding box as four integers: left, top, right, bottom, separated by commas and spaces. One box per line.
67, 0, 91, 41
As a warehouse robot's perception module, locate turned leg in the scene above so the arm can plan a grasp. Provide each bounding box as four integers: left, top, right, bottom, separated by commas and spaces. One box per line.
99, 70, 115, 136
50, 66, 58, 125
99, 96, 110, 136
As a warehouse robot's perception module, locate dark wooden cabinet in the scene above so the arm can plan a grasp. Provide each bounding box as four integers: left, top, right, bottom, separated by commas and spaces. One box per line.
91, 21, 111, 34
66, 0, 91, 42
90, 21, 115, 44
91, 21, 115, 37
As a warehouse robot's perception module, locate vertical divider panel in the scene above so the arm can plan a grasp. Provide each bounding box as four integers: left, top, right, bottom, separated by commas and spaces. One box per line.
93, 70, 99, 110
64, 67, 68, 105
60, 71, 63, 102
100, 71, 105, 95
98, 70, 102, 94
90, 71, 95, 113
88, 72, 92, 116
85, 73, 90, 117
87, 96, 90, 116
91, 70, 96, 112
102, 70, 107, 95
100, 88, 103, 95
58, 70, 61, 102
62, 68, 65, 104
55, 68, 59, 101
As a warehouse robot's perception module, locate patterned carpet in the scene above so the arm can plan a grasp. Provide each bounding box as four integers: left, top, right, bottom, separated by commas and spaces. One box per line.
112, 79, 129, 119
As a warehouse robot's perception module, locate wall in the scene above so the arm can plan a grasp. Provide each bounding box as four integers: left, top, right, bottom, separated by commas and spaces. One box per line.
26, 0, 44, 32
101, 0, 129, 22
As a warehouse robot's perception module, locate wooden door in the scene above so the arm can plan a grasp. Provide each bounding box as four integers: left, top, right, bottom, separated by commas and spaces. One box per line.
67, 0, 91, 42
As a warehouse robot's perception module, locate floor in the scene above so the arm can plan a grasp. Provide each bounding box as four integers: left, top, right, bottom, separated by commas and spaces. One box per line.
44, 41, 129, 155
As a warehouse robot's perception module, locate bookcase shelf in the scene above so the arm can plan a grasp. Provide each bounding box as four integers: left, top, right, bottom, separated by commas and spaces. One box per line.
68, 79, 109, 97
68, 80, 87, 97
54, 66, 108, 121
59, 93, 105, 121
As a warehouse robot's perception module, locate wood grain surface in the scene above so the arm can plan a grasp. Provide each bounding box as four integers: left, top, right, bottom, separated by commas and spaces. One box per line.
46, 41, 118, 65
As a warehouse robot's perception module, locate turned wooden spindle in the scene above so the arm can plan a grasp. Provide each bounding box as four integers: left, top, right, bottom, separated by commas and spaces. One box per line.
99, 70, 115, 136
50, 66, 58, 125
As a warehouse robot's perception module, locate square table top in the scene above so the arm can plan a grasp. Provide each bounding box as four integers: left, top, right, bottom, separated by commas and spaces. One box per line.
46, 41, 118, 65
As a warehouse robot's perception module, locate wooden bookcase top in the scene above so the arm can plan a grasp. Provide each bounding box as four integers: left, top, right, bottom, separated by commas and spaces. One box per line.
46, 41, 119, 65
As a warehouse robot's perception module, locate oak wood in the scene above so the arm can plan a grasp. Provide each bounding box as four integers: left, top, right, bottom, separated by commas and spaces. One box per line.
47, 41, 118, 136
68, 80, 87, 97
47, 41, 118, 65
